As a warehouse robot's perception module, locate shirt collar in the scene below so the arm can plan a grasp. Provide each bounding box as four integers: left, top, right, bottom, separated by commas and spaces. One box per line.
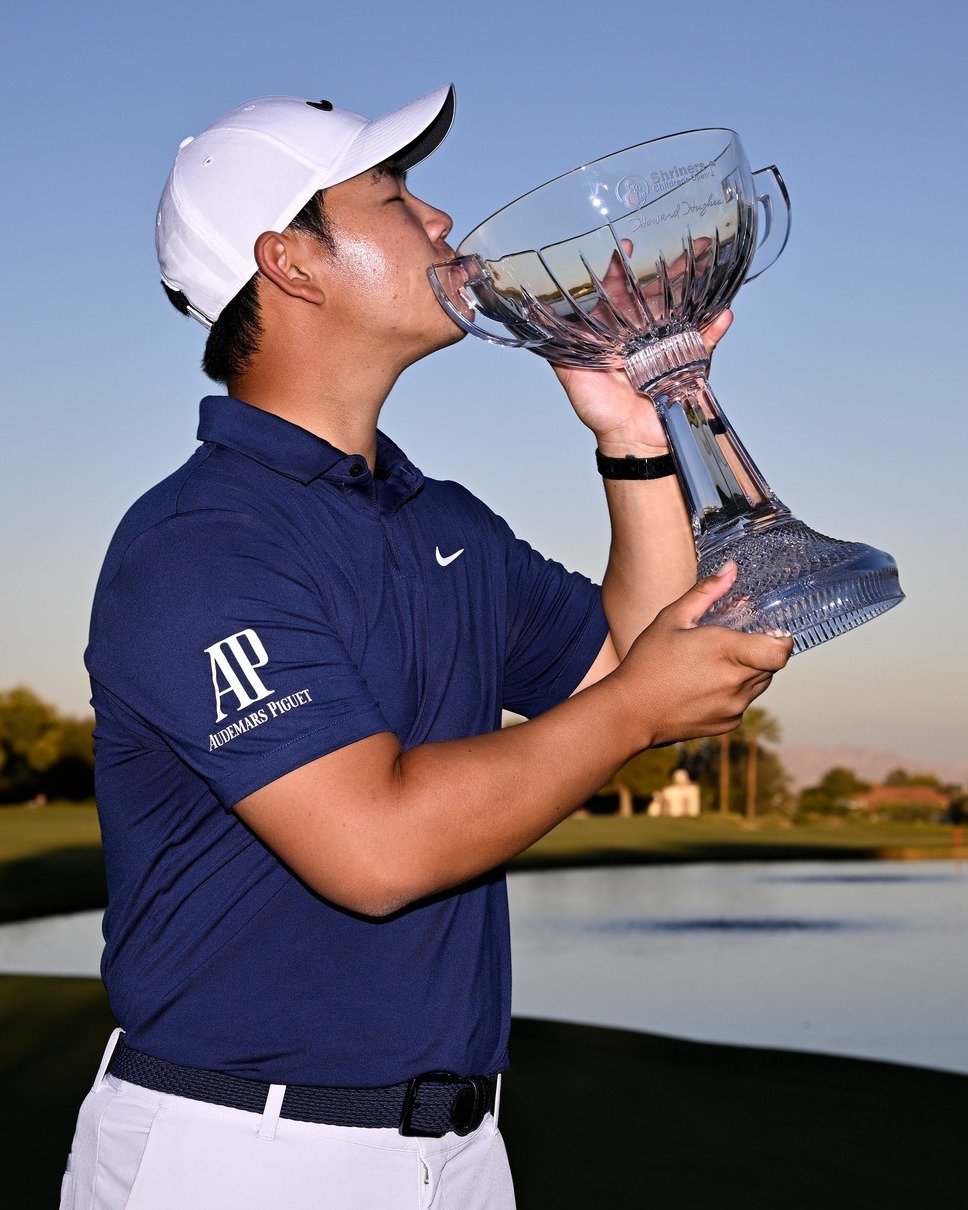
197, 396, 424, 507
198, 396, 345, 483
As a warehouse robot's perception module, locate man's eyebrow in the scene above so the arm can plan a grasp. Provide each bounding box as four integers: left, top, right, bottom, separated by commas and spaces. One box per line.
370, 161, 407, 185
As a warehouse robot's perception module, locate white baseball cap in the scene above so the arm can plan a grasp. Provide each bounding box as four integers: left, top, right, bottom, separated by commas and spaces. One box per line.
156, 84, 456, 327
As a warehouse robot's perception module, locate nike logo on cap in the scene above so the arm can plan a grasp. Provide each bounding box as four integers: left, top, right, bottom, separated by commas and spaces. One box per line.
435, 546, 464, 567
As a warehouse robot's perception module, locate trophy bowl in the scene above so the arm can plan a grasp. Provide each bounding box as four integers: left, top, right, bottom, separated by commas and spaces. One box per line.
430, 128, 903, 654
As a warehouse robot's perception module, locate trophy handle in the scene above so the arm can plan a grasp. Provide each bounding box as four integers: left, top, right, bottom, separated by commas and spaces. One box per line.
428, 255, 543, 348
746, 166, 791, 282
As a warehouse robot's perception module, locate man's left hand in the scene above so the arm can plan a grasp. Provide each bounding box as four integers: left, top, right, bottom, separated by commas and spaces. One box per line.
553, 310, 733, 456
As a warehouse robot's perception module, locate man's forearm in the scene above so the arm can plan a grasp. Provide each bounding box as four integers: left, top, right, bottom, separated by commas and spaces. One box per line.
238, 567, 790, 919
240, 671, 644, 917
597, 427, 772, 656
559, 313, 735, 659
599, 470, 697, 658
386, 674, 640, 901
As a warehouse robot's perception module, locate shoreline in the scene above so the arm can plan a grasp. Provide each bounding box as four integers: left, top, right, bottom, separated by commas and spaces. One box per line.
508, 813, 965, 871
0, 804, 963, 922
511, 843, 966, 871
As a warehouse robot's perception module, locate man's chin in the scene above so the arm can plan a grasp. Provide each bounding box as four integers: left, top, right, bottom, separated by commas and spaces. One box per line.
401, 321, 467, 372
427, 317, 468, 354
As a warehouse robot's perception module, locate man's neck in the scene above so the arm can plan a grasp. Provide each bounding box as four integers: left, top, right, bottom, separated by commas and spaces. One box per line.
230, 341, 403, 472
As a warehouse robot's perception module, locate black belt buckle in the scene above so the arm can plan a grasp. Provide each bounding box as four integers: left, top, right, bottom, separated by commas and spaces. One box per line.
399, 1070, 488, 1138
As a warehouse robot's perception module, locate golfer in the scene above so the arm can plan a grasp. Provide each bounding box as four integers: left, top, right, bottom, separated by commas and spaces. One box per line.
61, 83, 791, 1208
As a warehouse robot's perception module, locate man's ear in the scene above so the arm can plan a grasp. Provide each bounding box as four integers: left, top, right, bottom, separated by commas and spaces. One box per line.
253, 231, 326, 307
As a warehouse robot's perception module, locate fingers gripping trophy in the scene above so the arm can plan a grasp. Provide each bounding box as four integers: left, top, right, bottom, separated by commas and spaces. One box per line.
429, 129, 903, 653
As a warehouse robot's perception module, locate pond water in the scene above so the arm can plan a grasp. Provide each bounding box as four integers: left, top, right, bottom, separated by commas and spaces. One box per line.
508, 861, 968, 1074
0, 908, 105, 978
1, 860, 965, 1073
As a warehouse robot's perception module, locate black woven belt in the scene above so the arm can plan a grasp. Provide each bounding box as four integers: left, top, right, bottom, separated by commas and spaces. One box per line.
108, 1039, 497, 1138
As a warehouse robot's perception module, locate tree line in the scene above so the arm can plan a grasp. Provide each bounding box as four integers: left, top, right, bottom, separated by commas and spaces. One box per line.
595, 706, 790, 819
595, 708, 962, 823
0, 687, 94, 803
2, 684, 961, 821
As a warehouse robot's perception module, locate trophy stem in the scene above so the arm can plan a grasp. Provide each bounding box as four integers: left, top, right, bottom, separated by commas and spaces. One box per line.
625, 329, 789, 555
623, 328, 904, 652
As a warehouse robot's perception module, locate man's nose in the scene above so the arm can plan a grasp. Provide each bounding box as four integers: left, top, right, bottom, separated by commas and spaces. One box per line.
422, 201, 453, 246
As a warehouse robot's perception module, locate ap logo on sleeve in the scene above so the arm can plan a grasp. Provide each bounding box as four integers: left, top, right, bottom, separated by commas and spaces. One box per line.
204, 629, 275, 722
203, 629, 314, 752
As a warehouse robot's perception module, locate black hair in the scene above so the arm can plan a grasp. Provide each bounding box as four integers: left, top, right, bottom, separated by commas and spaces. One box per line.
162, 188, 335, 386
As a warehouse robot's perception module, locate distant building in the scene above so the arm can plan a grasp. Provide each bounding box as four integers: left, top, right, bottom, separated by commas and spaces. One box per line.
852, 784, 951, 813
648, 769, 700, 818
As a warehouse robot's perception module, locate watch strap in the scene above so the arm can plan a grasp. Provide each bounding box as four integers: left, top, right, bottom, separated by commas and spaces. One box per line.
595, 449, 677, 480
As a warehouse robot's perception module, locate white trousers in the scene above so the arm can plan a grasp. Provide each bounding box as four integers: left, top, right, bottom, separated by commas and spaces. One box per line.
61, 1029, 516, 1209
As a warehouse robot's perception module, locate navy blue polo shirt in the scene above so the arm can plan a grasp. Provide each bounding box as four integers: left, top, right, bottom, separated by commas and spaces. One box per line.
86, 395, 608, 1086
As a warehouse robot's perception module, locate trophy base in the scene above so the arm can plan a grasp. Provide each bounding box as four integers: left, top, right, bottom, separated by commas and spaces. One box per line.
696, 516, 904, 655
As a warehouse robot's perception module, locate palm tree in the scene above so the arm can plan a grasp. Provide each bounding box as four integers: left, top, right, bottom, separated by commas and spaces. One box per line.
718, 732, 731, 815
737, 707, 782, 821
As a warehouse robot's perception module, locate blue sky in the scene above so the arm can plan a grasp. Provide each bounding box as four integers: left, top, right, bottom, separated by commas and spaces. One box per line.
1, 0, 964, 769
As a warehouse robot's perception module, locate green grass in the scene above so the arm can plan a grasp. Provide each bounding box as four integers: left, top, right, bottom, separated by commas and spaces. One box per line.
3, 975, 965, 1209
0, 977, 112, 1208
504, 1017, 968, 1209
509, 812, 963, 870
0, 803, 101, 862
0, 804, 961, 922
0, 804, 104, 922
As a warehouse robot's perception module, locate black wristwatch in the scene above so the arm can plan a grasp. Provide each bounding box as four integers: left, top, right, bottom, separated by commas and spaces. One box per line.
595, 449, 676, 480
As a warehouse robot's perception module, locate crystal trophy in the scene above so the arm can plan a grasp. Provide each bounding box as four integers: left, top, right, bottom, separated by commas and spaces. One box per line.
429, 129, 903, 653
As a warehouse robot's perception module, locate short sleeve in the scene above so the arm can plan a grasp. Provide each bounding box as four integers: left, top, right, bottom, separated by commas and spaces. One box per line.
86, 510, 392, 808
496, 517, 609, 718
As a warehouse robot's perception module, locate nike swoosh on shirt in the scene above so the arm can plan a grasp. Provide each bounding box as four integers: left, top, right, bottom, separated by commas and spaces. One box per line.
435, 546, 465, 567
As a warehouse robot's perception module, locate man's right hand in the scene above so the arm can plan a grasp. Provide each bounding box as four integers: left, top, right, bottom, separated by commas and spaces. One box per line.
611, 561, 793, 749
